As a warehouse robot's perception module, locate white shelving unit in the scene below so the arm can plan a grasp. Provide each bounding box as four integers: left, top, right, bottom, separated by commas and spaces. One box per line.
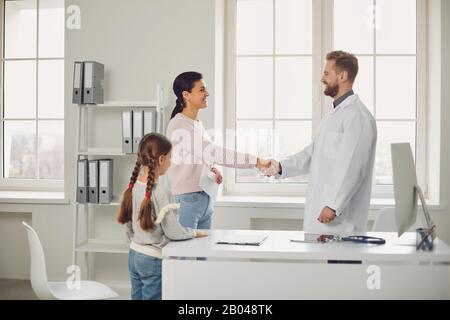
72, 85, 165, 280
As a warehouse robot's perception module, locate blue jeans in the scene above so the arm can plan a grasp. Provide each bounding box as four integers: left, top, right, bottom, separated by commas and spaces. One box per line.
174, 191, 214, 230
128, 249, 162, 300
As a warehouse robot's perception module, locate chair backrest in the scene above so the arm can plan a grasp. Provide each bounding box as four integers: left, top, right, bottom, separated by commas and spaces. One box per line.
22, 222, 55, 300
372, 207, 424, 232
372, 207, 397, 232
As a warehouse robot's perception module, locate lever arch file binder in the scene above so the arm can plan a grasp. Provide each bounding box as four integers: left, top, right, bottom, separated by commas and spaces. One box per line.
76, 159, 88, 203
132, 110, 144, 154
72, 61, 84, 104
121, 111, 133, 154
88, 160, 99, 203
83, 61, 104, 104
99, 159, 113, 204
144, 109, 156, 134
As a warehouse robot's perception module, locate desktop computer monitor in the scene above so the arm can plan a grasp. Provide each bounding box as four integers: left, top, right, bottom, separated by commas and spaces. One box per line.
391, 143, 435, 238
391, 143, 435, 237
391, 143, 417, 236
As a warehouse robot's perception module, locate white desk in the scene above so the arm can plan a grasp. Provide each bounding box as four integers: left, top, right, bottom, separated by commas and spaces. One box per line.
161, 230, 450, 299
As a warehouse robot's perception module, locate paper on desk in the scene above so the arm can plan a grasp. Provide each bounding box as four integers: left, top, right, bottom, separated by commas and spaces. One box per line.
199, 165, 219, 201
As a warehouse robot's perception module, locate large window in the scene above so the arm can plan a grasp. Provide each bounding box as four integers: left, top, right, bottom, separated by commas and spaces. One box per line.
1, 0, 65, 190
225, 0, 426, 197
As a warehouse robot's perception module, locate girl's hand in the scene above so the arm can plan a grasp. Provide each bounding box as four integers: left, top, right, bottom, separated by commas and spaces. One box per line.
195, 230, 209, 238
211, 167, 223, 185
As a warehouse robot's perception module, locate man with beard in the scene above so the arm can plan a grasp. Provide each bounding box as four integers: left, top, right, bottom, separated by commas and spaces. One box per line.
264, 51, 377, 235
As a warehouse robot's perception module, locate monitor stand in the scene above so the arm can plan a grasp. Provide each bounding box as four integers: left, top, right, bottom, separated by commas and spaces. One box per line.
415, 185, 436, 248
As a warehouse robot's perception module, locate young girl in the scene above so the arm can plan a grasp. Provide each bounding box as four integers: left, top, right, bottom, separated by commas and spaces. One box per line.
117, 132, 207, 300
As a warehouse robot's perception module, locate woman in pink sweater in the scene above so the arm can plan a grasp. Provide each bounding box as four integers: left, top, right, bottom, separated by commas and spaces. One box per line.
166, 71, 269, 230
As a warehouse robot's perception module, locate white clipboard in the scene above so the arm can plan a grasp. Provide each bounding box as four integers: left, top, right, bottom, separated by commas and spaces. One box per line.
216, 234, 268, 246
199, 165, 219, 201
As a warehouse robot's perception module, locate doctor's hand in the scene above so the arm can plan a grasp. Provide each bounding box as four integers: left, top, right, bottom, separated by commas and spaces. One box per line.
211, 167, 223, 185
317, 207, 337, 224
260, 159, 281, 177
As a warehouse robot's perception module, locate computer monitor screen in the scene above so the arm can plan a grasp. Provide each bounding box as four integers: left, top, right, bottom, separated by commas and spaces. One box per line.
391, 143, 418, 236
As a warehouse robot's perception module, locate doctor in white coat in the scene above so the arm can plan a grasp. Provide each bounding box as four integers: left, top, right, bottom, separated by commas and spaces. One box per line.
265, 51, 377, 234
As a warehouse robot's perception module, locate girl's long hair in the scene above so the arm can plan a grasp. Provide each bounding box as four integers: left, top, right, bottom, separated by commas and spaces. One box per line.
170, 71, 203, 119
117, 133, 172, 231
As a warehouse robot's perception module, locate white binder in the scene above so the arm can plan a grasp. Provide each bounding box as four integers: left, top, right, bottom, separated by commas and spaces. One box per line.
121, 111, 133, 154
144, 109, 156, 134
83, 61, 104, 104
72, 61, 84, 104
76, 159, 88, 203
99, 159, 113, 204
132, 109, 144, 153
88, 160, 99, 203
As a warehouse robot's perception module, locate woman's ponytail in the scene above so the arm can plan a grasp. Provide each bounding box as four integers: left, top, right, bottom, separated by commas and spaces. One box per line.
170, 98, 184, 119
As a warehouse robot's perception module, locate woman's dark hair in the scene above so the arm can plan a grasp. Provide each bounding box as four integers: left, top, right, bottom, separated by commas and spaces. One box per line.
117, 133, 172, 231
170, 71, 203, 119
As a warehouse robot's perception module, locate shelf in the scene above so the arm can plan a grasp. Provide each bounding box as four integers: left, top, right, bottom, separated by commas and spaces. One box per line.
75, 239, 129, 254
78, 148, 135, 156
80, 101, 158, 108
76, 196, 121, 206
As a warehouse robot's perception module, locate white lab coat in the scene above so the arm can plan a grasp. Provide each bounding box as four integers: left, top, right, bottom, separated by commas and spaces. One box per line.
278, 94, 377, 234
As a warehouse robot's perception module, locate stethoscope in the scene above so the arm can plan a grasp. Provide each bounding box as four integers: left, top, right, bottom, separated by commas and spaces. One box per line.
291, 235, 386, 245
341, 235, 386, 245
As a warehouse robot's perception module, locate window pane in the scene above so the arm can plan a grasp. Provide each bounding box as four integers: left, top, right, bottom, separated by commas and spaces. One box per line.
376, 0, 416, 54
4, 61, 36, 119
334, 0, 373, 54
376, 121, 416, 185
38, 0, 65, 58
236, 57, 273, 119
236, 0, 273, 55
236, 120, 272, 183
38, 121, 64, 179
275, 0, 312, 54
4, 0, 37, 58
3, 121, 36, 179
376, 57, 416, 119
275, 121, 311, 159
38, 60, 64, 118
353, 56, 374, 114
275, 57, 312, 119
275, 120, 311, 183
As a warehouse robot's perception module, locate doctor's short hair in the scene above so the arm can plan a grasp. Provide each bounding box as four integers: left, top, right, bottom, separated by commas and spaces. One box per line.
326, 51, 359, 83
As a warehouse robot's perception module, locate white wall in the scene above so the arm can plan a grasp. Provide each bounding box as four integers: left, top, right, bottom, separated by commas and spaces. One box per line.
0, 0, 449, 283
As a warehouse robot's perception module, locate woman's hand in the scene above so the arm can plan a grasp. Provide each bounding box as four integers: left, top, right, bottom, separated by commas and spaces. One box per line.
211, 167, 223, 185
256, 157, 271, 170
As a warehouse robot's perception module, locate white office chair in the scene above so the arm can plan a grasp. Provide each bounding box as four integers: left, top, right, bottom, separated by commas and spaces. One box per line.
22, 221, 119, 300
372, 207, 423, 232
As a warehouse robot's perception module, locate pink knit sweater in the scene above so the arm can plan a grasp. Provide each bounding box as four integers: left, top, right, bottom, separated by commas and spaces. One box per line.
166, 113, 257, 195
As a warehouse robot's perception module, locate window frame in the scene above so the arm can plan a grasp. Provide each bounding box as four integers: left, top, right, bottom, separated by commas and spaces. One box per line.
223, 0, 428, 198
0, 0, 64, 192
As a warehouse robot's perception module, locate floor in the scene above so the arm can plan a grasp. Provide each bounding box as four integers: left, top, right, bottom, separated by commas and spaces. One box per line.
0, 279, 38, 300
0, 279, 130, 300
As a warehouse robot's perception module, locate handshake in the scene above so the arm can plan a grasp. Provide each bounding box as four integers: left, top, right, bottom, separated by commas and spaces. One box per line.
255, 158, 281, 177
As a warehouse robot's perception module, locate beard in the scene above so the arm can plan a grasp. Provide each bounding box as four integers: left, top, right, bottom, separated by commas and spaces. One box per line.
324, 83, 339, 98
